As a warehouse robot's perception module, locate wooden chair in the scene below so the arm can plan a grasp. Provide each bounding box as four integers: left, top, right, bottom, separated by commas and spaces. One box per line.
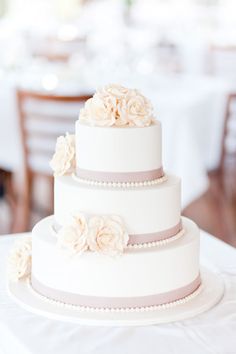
184, 94, 236, 245
204, 93, 236, 243
0, 168, 17, 232
219, 94, 236, 174
215, 93, 236, 207
14, 90, 92, 232
29, 35, 86, 62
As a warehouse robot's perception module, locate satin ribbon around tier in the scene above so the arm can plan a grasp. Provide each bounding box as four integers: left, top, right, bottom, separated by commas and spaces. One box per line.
53, 220, 183, 245
128, 221, 182, 245
31, 274, 201, 309
76, 166, 164, 183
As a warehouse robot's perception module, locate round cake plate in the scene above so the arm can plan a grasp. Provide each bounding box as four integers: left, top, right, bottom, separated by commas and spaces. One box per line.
8, 268, 224, 327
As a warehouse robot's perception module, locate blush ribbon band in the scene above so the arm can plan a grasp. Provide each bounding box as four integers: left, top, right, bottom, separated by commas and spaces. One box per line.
76, 167, 164, 183
53, 220, 183, 245
31, 274, 201, 309
128, 221, 182, 245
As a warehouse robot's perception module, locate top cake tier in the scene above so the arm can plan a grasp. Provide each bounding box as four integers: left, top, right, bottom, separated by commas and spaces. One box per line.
74, 83, 163, 184
75, 120, 163, 184
50, 84, 164, 185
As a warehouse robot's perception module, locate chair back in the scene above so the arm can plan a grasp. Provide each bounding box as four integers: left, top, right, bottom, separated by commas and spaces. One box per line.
28, 35, 86, 62
220, 93, 236, 171
17, 89, 92, 176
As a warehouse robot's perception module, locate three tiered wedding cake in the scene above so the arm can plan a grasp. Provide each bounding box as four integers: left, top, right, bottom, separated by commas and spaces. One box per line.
8, 84, 202, 313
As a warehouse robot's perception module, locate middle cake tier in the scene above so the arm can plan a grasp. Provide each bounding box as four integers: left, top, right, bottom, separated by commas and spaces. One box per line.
54, 175, 181, 240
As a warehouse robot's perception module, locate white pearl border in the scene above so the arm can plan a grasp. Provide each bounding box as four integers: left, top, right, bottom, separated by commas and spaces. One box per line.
27, 278, 202, 313
72, 173, 168, 188
127, 228, 185, 249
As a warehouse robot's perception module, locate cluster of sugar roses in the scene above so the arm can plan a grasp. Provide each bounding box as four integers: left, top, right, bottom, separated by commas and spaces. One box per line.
8, 237, 32, 281
57, 213, 129, 257
79, 84, 154, 127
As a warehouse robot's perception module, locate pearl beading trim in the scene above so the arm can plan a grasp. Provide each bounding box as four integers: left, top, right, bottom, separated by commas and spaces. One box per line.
72, 173, 168, 188
27, 278, 202, 313
127, 228, 185, 249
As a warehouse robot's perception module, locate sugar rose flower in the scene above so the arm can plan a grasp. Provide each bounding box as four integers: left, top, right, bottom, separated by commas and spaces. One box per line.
87, 215, 129, 256
97, 84, 129, 99
79, 94, 116, 127
58, 213, 88, 254
123, 89, 154, 127
8, 237, 32, 282
96, 84, 129, 126
50, 133, 76, 177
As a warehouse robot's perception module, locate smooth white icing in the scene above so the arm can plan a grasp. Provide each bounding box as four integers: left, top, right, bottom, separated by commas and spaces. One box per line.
32, 216, 199, 298
54, 174, 181, 235
75, 120, 162, 174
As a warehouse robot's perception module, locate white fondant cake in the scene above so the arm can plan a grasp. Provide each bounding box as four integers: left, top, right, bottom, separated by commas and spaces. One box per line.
8, 84, 202, 313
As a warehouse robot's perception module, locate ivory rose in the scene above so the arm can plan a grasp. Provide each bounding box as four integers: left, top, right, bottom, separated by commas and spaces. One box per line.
8, 237, 32, 281
79, 84, 154, 127
50, 133, 76, 176
87, 215, 129, 256
57, 213, 88, 254
123, 89, 154, 127
79, 94, 116, 127
97, 83, 129, 99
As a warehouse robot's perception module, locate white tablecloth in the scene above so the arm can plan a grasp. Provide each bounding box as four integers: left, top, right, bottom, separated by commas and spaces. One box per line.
0, 231, 236, 354
0, 73, 231, 207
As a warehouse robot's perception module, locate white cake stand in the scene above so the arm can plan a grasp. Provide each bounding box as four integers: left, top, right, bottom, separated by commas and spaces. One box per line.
8, 268, 224, 326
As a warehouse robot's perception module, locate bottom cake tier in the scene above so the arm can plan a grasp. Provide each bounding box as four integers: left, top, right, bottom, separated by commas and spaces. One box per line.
31, 216, 201, 310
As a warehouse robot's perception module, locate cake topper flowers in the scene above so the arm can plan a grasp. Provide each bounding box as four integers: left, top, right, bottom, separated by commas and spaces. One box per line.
8, 237, 32, 282
50, 133, 76, 176
79, 84, 154, 127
